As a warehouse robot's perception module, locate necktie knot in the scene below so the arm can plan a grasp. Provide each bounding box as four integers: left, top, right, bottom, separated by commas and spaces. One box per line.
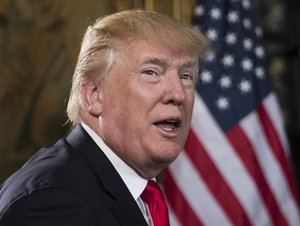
141, 180, 170, 226
141, 180, 165, 203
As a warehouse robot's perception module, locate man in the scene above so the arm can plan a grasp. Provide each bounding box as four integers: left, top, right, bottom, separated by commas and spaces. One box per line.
0, 10, 209, 226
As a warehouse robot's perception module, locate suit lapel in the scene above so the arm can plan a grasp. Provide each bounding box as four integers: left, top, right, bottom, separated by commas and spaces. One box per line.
112, 189, 148, 226
66, 125, 148, 226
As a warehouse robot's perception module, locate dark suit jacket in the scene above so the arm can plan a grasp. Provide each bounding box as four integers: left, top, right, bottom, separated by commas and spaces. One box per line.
0, 125, 148, 226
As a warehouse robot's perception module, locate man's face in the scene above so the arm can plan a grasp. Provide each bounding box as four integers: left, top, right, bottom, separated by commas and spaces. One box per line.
97, 39, 197, 178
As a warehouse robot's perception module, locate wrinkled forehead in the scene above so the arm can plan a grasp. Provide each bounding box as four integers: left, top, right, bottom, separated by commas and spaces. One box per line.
112, 37, 200, 73
115, 35, 200, 64
143, 32, 199, 60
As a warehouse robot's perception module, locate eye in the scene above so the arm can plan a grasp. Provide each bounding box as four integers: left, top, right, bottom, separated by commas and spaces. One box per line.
180, 72, 196, 88
141, 69, 161, 83
143, 69, 158, 76
180, 73, 193, 80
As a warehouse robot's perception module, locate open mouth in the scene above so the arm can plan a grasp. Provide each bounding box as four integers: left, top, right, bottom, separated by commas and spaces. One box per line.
154, 119, 181, 130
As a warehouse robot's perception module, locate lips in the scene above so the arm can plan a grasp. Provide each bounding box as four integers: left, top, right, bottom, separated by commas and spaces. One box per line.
154, 118, 182, 136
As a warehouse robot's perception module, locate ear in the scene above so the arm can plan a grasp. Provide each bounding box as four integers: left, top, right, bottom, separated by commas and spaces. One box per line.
81, 81, 103, 117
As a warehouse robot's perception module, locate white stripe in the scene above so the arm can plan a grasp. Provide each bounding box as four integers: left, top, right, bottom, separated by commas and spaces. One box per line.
191, 93, 273, 226
263, 93, 290, 155
169, 207, 181, 226
241, 109, 300, 226
169, 151, 233, 226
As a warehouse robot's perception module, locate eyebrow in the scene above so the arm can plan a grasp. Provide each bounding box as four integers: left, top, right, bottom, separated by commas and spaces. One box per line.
142, 57, 169, 68
141, 57, 198, 69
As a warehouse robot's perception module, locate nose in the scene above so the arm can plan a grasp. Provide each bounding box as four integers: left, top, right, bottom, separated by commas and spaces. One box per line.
162, 73, 186, 105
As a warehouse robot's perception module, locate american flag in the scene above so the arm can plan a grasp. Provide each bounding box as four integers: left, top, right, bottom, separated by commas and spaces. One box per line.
164, 0, 300, 225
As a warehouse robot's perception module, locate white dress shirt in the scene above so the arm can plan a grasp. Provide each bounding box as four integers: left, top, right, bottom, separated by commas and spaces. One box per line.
81, 122, 154, 226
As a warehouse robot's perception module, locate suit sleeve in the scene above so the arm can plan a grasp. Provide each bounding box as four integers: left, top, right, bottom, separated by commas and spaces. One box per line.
0, 187, 97, 226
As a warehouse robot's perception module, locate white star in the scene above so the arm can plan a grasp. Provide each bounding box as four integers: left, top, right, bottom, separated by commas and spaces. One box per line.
255, 46, 265, 58
216, 96, 230, 110
206, 29, 218, 41
243, 18, 252, 29
255, 67, 265, 78
238, 79, 252, 93
228, 11, 239, 23
205, 51, 216, 62
225, 32, 237, 45
219, 75, 232, 89
200, 70, 213, 83
222, 54, 235, 67
194, 5, 205, 17
242, 0, 251, 9
210, 8, 222, 20
241, 58, 253, 71
255, 27, 263, 37
243, 39, 253, 50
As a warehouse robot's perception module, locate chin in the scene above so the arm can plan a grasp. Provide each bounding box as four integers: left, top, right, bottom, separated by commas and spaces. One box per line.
157, 145, 182, 164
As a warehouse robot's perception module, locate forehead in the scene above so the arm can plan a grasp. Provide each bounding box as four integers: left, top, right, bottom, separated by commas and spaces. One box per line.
117, 38, 198, 68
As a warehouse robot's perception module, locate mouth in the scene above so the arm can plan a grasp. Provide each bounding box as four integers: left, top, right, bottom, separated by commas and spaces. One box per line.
154, 118, 182, 136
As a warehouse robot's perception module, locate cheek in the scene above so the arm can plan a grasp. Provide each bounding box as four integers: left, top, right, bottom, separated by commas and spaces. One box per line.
127, 83, 159, 114
185, 92, 195, 116
104, 89, 145, 133
100, 85, 129, 133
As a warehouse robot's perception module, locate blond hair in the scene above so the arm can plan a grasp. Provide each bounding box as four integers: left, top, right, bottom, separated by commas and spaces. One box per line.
67, 10, 210, 125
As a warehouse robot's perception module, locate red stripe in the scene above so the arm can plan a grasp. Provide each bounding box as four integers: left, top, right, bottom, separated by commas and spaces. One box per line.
184, 130, 252, 226
164, 170, 204, 226
257, 104, 299, 202
227, 124, 288, 226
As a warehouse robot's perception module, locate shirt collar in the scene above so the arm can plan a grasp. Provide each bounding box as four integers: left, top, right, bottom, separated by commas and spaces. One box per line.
81, 122, 148, 200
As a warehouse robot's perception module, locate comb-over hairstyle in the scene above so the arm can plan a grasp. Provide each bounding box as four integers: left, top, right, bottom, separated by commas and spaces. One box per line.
67, 10, 210, 125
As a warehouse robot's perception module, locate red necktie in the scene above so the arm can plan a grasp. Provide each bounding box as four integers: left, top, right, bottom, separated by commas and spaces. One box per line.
141, 180, 170, 226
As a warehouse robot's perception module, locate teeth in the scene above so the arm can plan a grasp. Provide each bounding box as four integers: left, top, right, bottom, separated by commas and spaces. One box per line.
164, 127, 174, 131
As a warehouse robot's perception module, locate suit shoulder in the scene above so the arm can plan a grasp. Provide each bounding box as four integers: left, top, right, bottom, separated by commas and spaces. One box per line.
0, 186, 97, 226
0, 137, 100, 215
